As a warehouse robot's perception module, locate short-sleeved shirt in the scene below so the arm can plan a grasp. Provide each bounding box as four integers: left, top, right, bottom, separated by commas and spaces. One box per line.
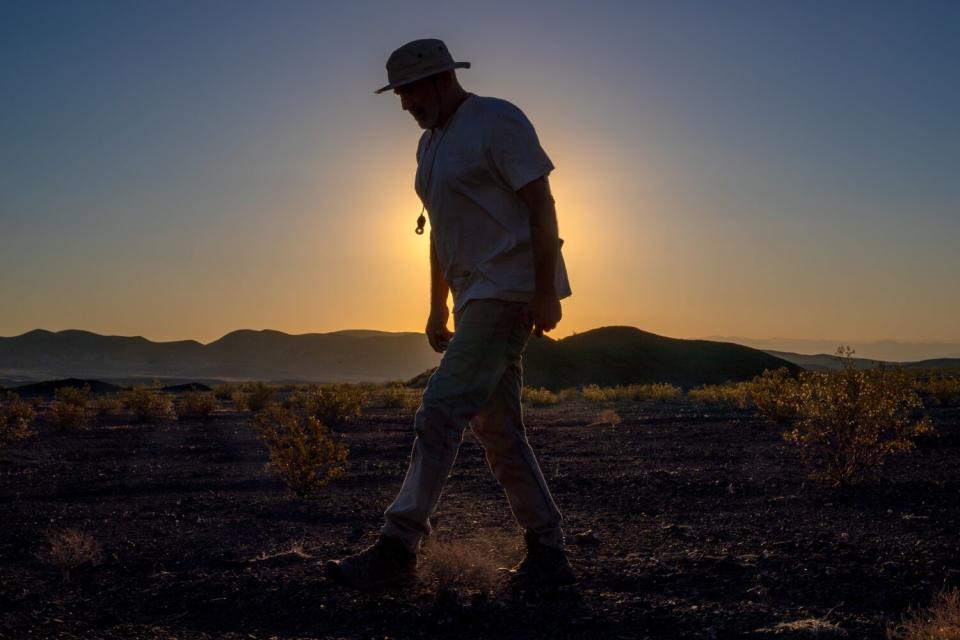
414, 95, 572, 313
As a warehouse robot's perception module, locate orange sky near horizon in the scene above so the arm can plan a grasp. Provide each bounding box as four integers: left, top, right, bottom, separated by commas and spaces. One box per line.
2, 3, 958, 345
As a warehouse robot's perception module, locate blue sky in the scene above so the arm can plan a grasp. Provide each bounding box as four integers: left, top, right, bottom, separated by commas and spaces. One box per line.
2, 1, 958, 343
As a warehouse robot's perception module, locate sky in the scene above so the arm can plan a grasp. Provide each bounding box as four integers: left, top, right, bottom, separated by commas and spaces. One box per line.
2, 0, 958, 345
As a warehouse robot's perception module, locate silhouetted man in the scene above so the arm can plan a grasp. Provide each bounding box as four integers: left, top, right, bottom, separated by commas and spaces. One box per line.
325, 38, 574, 590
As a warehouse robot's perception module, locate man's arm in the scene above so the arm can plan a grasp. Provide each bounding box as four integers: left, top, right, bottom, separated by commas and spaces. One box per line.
425, 232, 454, 353
517, 176, 562, 337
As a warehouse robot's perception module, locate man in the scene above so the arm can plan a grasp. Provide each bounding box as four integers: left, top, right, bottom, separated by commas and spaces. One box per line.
325, 38, 574, 590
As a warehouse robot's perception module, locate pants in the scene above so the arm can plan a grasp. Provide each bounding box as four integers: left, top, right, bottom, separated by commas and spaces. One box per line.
382, 298, 564, 552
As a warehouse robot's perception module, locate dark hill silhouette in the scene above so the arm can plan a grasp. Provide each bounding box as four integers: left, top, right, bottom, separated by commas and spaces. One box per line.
0, 328, 439, 384
521, 326, 801, 390
2, 326, 800, 388
13, 378, 122, 397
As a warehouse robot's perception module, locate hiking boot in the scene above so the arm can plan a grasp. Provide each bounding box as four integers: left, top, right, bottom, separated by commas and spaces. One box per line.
324, 534, 417, 590
503, 531, 577, 588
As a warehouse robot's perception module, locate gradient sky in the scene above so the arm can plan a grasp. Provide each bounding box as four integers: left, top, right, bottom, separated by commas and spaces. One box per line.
2, 1, 958, 344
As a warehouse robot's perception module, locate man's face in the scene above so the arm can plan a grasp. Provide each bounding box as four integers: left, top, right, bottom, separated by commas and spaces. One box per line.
394, 76, 441, 130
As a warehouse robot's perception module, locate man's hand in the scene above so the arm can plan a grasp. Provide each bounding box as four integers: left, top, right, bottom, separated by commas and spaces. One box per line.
523, 292, 562, 337
426, 306, 454, 353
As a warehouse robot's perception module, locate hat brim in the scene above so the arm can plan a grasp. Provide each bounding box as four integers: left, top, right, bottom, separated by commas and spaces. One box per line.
375, 61, 471, 94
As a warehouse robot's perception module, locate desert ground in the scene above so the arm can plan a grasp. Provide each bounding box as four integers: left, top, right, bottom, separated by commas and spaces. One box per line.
1, 392, 958, 639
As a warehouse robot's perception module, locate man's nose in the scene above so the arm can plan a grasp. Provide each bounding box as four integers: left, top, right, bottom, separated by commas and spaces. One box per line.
399, 94, 414, 112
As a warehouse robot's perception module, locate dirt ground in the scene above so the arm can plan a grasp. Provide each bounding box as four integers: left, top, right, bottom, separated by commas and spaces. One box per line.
1, 398, 958, 639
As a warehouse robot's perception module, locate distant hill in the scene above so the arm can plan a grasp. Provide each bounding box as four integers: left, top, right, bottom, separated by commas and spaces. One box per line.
13, 378, 123, 397
522, 327, 801, 390
708, 336, 960, 363
1, 326, 800, 389
0, 328, 440, 385
762, 350, 960, 372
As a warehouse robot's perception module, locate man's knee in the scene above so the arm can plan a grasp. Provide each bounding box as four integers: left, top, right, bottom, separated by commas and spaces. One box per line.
413, 398, 465, 455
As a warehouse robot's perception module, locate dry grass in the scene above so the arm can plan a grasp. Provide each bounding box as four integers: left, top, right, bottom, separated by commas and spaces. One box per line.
121, 386, 175, 423
378, 384, 422, 412
420, 537, 506, 598
888, 589, 960, 640
522, 386, 559, 406
48, 385, 91, 431
286, 384, 366, 428
758, 617, 847, 636
175, 392, 217, 420
39, 529, 104, 582
588, 409, 622, 427
0, 391, 36, 446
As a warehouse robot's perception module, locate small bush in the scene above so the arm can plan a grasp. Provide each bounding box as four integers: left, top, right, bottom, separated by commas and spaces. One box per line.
887, 588, 960, 639
1, 391, 36, 446
921, 372, 960, 407
253, 405, 348, 498
629, 383, 684, 403
522, 386, 559, 406
243, 382, 274, 412
687, 382, 752, 409
581, 384, 610, 404
590, 409, 622, 427
422, 539, 500, 599
379, 384, 421, 411
288, 384, 365, 428
93, 395, 123, 417
750, 367, 798, 423
40, 529, 104, 582
557, 387, 579, 402
48, 385, 91, 431
783, 347, 933, 486
121, 386, 174, 423
175, 392, 217, 420
213, 384, 236, 401
231, 389, 249, 411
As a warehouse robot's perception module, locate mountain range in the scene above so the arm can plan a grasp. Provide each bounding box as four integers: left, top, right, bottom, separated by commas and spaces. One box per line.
706, 336, 960, 362
1, 327, 801, 390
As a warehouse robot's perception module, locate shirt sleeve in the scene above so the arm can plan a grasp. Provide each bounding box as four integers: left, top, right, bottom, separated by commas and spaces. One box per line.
485, 101, 555, 192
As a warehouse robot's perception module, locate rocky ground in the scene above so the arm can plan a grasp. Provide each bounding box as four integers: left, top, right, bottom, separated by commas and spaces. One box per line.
1, 398, 958, 639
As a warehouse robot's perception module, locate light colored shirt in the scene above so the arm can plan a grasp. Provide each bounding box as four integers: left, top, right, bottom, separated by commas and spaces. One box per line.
415, 95, 572, 313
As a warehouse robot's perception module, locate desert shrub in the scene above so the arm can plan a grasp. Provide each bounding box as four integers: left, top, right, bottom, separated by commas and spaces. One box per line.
522, 386, 559, 406
581, 384, 610, 404
288, 384, 366, 427
175, 392, 217, 420
0, 391, 36, 446
121, 386, 174, 423
93, 395, 123, 417
557, 387, 579, 402
887, 588, 960, 639
750, 367, 798, 422
48, 385, 90, 431
687, 382, 752, 409
783, 347, 933, 486
213, 384, 237, 400
244, 382, 275, 412
40, 529, 104, 582
628, 383, 684, 403
921, 372, 960, 407
379, 384, 422, 412
230, 389, 249, 411
253, 405, 348, 498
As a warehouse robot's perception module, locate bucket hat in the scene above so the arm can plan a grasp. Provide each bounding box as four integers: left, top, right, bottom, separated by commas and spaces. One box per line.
375, 39, 470, 94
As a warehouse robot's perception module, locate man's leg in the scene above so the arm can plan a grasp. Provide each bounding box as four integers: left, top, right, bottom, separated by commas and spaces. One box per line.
381, 299, 530, 551
472, 341, 564, 549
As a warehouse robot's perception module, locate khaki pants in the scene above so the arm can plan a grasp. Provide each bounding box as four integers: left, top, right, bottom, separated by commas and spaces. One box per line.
382, 298, 564, 552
